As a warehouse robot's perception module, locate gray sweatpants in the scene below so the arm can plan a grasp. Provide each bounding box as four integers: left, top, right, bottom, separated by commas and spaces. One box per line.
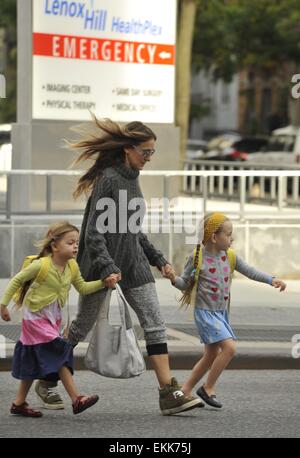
68, 283, 167, 347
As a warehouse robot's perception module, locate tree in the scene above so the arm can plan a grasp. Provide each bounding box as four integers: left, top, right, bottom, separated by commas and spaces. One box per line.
176, 0, 300, 161
176, 0, 198, 163
0, 0, 17, 123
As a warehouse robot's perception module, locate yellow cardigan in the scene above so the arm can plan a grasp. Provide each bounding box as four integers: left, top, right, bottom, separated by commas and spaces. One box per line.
1, 258, 104, 312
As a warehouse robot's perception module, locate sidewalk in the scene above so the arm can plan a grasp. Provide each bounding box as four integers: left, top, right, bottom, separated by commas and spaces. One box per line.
1, 278, 300, 370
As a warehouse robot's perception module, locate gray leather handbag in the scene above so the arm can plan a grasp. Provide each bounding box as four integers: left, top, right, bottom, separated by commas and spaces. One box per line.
84, 284, 146, 378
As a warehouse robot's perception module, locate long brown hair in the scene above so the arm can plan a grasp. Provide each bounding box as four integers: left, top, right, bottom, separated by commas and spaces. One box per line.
70, 115, 156, 199
17, 221, 79, 307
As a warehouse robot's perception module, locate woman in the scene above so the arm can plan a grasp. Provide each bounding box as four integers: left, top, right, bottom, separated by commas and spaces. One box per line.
36, 117, 202, 415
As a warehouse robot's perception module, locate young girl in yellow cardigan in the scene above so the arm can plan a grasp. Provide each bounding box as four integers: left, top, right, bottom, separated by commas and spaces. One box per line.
0, 221, 105, 417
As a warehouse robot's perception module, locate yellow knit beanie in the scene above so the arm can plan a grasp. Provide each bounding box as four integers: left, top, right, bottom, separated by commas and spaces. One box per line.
203, 212, 228, 245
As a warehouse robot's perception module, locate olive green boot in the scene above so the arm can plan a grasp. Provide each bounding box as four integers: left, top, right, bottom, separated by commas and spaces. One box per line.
159, 377, 203, 415
35, 380, 64, 410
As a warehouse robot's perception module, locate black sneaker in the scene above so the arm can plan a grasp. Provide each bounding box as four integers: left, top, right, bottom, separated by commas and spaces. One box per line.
196, 385, 222, 408
159, 377, 203, 415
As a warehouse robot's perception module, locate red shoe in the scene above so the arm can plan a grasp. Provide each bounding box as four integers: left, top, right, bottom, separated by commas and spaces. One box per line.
10, 402, 43, 417
72, 395, 99, 415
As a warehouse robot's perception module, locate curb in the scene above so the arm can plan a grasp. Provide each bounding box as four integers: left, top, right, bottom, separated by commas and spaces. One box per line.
76, 354, 300, 371
1, 347, 300, 371
166, 349, 300, 370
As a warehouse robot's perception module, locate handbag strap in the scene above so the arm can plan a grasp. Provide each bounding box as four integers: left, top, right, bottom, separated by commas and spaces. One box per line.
98, 285, 133, 329
98, 288, 112, 320
98, 284, 132, 329
115, 284, 133, 330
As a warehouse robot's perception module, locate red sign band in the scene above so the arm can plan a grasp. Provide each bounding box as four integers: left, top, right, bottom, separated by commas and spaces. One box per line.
33, 32, 175, 65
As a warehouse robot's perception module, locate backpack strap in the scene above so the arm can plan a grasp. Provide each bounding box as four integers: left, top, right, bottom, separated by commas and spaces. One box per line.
34, 257, 78, 284
35, 256, 51, 284
67, 258, 79, 281
226, 248, 236, 314
12, 256, 51, 306
227, 248, 236, 274
21, 255, 39, 270
29, 257, 78, 284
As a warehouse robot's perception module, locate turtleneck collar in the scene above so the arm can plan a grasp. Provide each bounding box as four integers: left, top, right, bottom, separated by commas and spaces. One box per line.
114, 163, 140, 180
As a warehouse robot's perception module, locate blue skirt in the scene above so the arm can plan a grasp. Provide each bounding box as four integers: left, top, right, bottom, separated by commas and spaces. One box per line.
12, 337, 74, 381
194, 308, 236, 345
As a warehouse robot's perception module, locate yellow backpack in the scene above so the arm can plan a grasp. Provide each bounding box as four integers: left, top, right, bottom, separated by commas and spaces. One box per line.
12, 255, 78, 306
189, 246, 236, 309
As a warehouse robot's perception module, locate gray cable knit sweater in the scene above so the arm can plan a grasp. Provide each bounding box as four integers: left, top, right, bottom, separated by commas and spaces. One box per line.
77, 164, 168, 289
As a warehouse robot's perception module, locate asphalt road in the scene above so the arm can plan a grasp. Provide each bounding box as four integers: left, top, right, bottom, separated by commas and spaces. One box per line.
0, 370, 299, 438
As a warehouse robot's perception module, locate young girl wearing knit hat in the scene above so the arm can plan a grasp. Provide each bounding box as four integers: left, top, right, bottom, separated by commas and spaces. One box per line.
166, 212, 286, 408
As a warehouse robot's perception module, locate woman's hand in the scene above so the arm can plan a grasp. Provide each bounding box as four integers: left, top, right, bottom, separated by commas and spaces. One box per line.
103, 273, 122, 289
161, 264, 176, 283
168, 271, 176, 284
272, 278, 286, 292
161, 264, 172, 277
1, 305, 11, 322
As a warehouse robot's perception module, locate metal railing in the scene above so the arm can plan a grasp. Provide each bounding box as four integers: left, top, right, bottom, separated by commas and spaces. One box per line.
2, 217, 300, 278
182, 160, 300, 208
1, 168, 300, 220
1, 168, 300, 277
0, 170, 83, 219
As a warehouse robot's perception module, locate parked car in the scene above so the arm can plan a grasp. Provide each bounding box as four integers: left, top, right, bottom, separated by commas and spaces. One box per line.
199, 134, 268, 161
186, 139, 208, 160
247, 126, 300, 164
231, 137, 268, 159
